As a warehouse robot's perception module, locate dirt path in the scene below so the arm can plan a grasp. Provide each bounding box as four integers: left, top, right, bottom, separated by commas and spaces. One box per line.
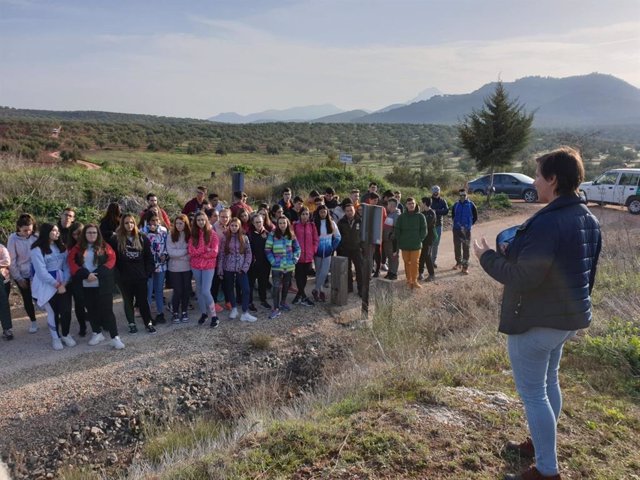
46, 151, 101, 169
1, 203, 636, 478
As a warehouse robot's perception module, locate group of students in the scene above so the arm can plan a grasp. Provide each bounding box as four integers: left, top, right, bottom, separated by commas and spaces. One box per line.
0, 182, 472, 351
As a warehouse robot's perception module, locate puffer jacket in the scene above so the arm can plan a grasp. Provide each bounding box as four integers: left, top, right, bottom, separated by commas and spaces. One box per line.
293, 220, 319, 264
188, 230, 219, 271
217, 233, 252, 274
265, 233, 300, 273
480, 195, 602, 335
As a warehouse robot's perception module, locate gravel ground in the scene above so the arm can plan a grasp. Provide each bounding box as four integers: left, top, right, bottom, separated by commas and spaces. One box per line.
1, 204, 554, 479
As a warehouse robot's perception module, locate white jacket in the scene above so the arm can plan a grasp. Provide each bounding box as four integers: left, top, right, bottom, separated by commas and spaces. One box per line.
30, 245, 69, 307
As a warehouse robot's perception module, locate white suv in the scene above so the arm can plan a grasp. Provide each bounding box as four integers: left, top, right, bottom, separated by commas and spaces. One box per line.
579, 168, 640, 214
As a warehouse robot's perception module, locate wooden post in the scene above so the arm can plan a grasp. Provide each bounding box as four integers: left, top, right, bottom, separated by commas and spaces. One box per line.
361, 243, 372, 320
330, 256, 349, 306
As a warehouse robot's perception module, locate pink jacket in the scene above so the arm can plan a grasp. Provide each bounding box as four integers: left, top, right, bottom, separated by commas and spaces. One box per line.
293, 220, 319, 264
188, 230, 219, 270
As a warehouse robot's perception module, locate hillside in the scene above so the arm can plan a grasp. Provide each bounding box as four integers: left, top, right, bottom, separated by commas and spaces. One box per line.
355, 73, 640, 127
311, 109, 369, 123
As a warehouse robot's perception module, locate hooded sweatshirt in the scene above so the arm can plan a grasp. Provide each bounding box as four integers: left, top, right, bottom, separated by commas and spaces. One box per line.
7, 233, 37, 281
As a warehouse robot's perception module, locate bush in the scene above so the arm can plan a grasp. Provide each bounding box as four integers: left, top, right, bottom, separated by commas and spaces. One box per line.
284, 168, 388, 198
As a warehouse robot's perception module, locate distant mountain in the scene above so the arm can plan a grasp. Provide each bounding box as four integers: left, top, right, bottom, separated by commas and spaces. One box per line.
312, 109, 369, 123
0, 106, 205, 124
409, 87, 443, 104
374, 103, 407, 114
355, 74, 640, 127
208, 104, 343, 123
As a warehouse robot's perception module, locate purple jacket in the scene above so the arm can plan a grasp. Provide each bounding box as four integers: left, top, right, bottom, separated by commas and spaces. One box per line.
217, 233, 252, 275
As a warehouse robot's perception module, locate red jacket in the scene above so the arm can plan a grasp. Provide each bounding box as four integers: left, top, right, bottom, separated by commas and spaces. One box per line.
67, 243, 116, 276
293, 220, 319, 264
188, 230, 219, 270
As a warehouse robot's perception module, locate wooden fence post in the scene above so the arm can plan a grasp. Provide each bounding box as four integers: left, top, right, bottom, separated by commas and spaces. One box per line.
330, 256, 349, 306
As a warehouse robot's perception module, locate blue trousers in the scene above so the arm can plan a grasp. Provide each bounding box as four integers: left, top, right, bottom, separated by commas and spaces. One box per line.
147, 271, 166, 312
508, 327, 576, 476
222, 271, 250, 312
192, 269, 215, 316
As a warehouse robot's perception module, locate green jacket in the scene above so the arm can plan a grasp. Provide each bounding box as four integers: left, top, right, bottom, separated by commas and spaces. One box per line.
395, 210, 427, 251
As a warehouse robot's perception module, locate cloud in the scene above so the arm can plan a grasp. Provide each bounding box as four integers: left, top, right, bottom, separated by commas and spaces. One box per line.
1, 16, 638, 117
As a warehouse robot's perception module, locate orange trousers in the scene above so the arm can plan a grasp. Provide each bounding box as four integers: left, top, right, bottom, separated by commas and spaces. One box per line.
401, 249, 421, 286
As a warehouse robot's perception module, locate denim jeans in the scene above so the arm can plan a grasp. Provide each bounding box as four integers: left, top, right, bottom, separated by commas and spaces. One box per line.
223, 271, 250, 312
192, 269, 215, 316
508, 327, 576, 476
147, 271, 166, 312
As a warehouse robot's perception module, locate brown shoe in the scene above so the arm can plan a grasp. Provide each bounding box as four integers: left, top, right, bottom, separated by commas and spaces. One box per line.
452, 264, 461, 270
504, 466, 561, 480
504, 437, 535, 458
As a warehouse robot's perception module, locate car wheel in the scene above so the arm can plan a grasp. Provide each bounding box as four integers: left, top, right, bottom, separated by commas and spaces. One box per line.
473, 189, 485, 196
627, 197, 640, 215
523, 189, 538, 203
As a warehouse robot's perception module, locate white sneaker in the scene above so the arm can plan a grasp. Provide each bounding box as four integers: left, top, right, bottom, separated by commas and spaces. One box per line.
29, 322, 38, 334
111, 336, 125, 350
380, 263, 389, 271
52, 337, 63, 350
88, 332, 105, 346
240, 312, 257, 323
229, 307, 238, 319
61, 335, 77, 347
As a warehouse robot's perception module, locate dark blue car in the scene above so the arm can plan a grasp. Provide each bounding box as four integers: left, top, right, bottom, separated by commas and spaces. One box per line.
467, 173, 538, 203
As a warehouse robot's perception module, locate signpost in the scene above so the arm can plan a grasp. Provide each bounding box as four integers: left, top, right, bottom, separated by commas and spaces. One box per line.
339, 153, 352, 171
359, 204, 384, 320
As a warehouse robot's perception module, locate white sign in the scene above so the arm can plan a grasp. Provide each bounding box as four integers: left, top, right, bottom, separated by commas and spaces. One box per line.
339, 153, 353, 164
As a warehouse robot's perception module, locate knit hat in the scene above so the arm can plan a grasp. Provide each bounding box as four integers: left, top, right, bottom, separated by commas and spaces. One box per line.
431, 185, 441, 193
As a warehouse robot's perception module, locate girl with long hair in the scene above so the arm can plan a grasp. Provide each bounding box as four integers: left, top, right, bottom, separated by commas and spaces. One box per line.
217, 218, 255, 322
188, 212, 219, 328
257, 204, 275, 232
265, 216, 300, 319
292, 207, 318, 306
108, 214, 156, 334
211, 208, 231, 312
67, 222, 88, 337
68, 224, 124, 349
167, 214, 192, 323
99, 202, 121, 241
237, 208, 252, 235
30, 223, 73, 350
312, 204, 341, 302
141, 211, 169, 324
7, 213, 38, 333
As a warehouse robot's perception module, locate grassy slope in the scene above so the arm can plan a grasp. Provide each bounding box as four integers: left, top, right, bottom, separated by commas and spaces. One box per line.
110, 226, 640, 480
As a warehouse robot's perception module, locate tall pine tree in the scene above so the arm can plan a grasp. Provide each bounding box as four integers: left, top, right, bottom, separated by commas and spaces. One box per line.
458, 82, 534, 200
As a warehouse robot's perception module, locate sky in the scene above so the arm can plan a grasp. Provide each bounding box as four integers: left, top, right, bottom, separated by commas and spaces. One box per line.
1, 0, 639, 118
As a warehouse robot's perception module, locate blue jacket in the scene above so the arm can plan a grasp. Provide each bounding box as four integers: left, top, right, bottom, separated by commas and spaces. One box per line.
480, 195, 602, 335
451, 199, 477, 231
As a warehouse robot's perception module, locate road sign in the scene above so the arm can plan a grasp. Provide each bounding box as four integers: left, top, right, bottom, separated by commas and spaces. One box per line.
339, 153, 353, 164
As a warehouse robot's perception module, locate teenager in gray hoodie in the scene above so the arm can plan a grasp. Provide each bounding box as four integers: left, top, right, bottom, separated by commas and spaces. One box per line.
7, 214, 38, 333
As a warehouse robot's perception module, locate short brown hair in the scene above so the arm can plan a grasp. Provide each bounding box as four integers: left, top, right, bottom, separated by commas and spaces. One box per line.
536, 147, 585, 196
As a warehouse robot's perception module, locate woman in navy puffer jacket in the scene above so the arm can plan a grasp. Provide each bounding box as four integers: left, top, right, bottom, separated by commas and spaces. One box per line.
474, 147, 602, 480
